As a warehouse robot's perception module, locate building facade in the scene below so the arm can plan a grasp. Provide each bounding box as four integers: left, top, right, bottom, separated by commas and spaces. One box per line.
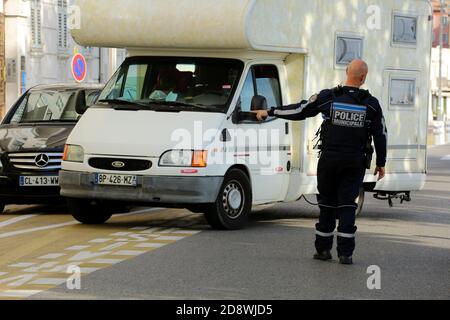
2, 0, 126, 117
431, 0, 450, 121
0, 1, 5, 116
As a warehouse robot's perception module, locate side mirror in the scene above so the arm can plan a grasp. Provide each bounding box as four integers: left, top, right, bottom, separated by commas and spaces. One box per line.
232, 96, 269, 124
74, 90, 88, 115
250, 95, 268, 111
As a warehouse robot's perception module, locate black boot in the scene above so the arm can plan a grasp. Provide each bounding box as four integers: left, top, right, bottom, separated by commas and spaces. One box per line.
339, 256, 353, 265
314, 250, 332, 261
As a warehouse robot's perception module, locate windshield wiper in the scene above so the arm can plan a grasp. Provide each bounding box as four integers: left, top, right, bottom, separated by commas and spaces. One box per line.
99, 99, 151, 109
18, 119, 77, 124
147, 100, 216, 111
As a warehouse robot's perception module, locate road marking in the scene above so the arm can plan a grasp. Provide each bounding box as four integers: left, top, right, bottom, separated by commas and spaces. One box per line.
100, 242, 128, 251
89, 238, 113, 243
30, 278, 66, 285
69, 251, 112, 262
0, 290, 42, 298
163, 230, 200, 235
65, 245, 91, 251
0, 220, 201, 299
0, 208, 163, 240
155, 236, 185, 241
126, 208, 163, 215
441, 155, 450, 161
139, 228, 162, 234
0, 221, 78, 239
24, 262, 59, 273
0, 215, 38, 228
135, 243, 166, 249
110, 232, 133, 237
38, 253, 66, 260
90, 259, 125, 265
47, 264, 74, 273
113, 250, 146, 256
9, 263, 36, 268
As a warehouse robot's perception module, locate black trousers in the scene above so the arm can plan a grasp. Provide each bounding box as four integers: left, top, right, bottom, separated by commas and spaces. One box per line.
315, 152, 366, 257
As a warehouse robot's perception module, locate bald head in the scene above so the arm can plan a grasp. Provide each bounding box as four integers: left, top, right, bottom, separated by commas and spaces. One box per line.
345, 59, 369, 88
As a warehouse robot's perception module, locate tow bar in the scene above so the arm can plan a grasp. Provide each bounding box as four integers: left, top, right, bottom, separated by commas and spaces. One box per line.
374, 192, 411, 208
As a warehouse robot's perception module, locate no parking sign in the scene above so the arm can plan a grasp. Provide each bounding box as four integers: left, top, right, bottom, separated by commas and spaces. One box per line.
71, 53, 87, 82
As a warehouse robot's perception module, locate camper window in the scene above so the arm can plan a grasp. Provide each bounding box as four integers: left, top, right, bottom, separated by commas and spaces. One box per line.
389, 77, 416, 107
335, 35, 364, 66
392, 14, 417, 46
239, 65, 281, 114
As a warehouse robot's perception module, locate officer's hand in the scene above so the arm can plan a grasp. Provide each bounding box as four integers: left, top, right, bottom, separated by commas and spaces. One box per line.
252, 110, 269, 122
374, 167, 386, 181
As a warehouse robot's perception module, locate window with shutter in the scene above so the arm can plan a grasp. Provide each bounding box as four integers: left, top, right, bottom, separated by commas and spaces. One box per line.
57, 0, 68, 50
30, 0, 42, 47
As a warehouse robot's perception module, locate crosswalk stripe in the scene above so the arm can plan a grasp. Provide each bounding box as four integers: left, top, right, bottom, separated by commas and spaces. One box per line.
134, 243, 166, 249
90, 259, 125, 265
155, 236, 185, 241
113, 250, 147, 256
0, 290, 42, 298
30, 278, 66, 285
0, 215, 38, 228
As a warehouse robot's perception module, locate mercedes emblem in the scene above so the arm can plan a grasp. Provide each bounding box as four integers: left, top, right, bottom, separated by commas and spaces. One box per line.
35, 154, 50, 168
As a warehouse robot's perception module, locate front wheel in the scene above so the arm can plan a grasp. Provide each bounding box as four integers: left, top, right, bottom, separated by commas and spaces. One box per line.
204, 169, 252, 230
67, 198, 113, 225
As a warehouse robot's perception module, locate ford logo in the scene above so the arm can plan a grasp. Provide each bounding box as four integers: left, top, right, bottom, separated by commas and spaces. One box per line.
112, 161, 125, 168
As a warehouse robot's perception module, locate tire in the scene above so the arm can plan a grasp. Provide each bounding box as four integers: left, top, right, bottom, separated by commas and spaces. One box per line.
0, 202, 5, 214
67, 198, 113, 225
355, 187, 365, 217
204, 169, 252, 230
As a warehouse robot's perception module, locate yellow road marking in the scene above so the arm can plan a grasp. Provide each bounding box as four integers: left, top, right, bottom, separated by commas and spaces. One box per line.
0, 215, 38, 229
0, 206, 204, 299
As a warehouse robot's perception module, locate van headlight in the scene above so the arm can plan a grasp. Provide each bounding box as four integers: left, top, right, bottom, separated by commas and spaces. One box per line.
63, 145, 85, 163
159, 150, 208, 168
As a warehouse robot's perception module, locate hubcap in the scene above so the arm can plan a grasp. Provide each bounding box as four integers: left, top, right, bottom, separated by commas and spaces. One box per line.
222, 181, 244, 219
228, 189, 242, 210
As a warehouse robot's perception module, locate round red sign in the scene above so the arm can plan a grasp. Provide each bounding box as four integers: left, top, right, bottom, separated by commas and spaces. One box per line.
71, 53, 87, 82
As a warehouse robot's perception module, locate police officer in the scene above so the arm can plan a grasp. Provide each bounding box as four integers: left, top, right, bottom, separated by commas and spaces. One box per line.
253, 59, 387, 265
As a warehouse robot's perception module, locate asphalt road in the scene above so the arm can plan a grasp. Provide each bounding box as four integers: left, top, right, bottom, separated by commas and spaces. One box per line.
0, 145, 449, 300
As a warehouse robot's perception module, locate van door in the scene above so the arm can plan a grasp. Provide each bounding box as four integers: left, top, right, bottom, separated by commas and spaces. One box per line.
232, 64, 291, 203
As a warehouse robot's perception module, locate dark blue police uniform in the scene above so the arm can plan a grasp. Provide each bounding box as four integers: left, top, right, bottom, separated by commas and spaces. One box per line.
268, 86, 388, 259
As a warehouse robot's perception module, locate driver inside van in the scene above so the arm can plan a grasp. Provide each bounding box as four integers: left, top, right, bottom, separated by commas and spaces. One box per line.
149, 67, 179, 102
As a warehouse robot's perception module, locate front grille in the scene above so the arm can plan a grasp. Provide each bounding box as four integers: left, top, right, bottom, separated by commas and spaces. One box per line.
8, 152, 63, 171
88, 158, 152, 171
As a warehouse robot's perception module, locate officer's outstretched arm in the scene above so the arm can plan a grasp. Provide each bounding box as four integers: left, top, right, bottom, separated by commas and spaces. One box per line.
267, 90, 333, 121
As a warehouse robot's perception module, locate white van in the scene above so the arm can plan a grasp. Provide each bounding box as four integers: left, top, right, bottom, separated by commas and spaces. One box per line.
61, 0, 432, 228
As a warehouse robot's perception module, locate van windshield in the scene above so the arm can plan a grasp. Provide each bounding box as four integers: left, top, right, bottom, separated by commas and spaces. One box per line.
9, 89, 101, 124
98, 57, 244, 112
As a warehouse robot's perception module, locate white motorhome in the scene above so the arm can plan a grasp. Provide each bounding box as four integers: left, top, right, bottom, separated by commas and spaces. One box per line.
60, 0, 432, 229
